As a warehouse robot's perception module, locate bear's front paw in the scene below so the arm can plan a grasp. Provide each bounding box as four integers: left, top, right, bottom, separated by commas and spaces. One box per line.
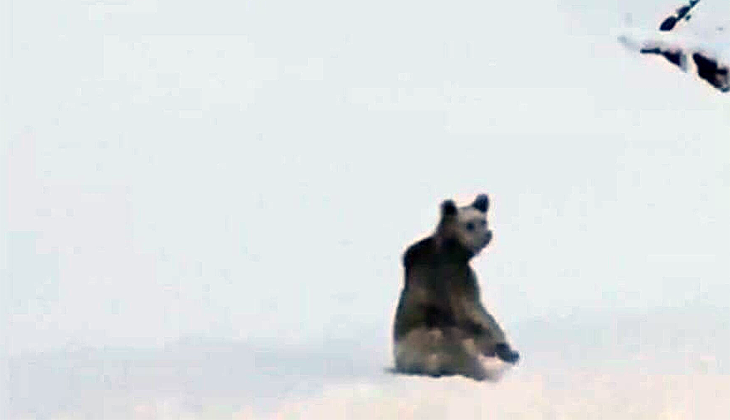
495, 343, 520, 364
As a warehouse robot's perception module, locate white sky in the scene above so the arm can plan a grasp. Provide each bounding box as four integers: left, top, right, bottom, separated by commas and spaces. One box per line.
2, 0, 729, 418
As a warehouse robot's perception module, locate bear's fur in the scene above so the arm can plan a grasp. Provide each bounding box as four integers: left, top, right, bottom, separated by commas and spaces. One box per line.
392, 194, 519, 380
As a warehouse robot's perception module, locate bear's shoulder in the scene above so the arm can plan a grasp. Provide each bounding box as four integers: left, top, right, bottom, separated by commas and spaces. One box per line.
403, 237, 436, 270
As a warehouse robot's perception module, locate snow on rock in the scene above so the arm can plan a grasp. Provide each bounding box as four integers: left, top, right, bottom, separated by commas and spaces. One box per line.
618, 1, 729, 91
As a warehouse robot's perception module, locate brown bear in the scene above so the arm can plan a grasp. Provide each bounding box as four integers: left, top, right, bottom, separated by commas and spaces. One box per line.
392, 194, 519, 380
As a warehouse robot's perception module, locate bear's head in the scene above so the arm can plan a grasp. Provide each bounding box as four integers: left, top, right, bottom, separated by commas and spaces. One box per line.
437, 194, 493, 256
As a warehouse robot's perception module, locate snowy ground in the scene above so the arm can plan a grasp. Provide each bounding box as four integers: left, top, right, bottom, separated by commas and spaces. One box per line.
7, 307, 730, 418
2, 0, 730, 419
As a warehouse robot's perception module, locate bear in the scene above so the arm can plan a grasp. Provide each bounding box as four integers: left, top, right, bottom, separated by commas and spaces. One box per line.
392, 194, 519, 381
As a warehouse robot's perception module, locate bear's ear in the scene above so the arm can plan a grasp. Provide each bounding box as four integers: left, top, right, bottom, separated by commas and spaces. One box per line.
441, 199, 458, 217
472, 194, 489, 212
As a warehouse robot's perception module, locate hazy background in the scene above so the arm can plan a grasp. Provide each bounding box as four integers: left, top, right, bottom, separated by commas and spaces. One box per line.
2, 0, 729, 418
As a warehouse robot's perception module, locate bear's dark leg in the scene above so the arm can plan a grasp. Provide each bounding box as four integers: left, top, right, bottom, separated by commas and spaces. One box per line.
494, 343, 520, 364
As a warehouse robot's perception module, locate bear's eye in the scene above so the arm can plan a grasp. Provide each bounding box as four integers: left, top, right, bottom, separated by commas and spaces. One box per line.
481, 220, 487, 226
466, 222, 475, 231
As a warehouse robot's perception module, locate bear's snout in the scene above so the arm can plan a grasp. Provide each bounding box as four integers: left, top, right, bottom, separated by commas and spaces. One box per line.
484, 230, 493, 246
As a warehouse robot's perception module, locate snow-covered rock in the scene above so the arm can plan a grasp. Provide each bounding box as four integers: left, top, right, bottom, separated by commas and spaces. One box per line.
618, 1, 729, 91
